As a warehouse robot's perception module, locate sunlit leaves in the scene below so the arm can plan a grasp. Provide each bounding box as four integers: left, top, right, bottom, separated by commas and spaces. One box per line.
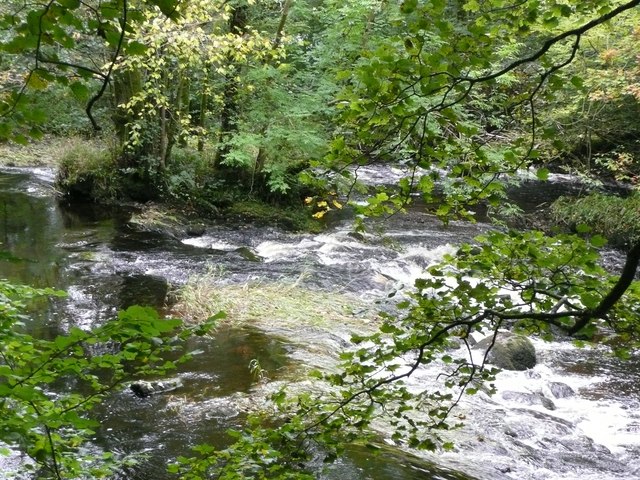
116, 0, 282, 154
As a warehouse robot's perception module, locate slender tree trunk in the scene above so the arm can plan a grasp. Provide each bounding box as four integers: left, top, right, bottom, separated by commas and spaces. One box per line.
274, 0, 294, 48
177, 73, 190, 147
197, 87, 207, 152
215, 5, 248, 165
159, 103, 168, 171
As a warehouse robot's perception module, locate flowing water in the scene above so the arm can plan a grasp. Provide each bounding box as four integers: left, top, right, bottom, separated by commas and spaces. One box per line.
0, 167, 639, 480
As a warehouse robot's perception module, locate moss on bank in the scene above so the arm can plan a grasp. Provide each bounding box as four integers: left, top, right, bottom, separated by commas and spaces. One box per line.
550, 192, 640, 246
226, 200, 325, 233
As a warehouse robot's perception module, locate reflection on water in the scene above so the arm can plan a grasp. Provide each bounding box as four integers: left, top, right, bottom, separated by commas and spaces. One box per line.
93, 327, 290, 480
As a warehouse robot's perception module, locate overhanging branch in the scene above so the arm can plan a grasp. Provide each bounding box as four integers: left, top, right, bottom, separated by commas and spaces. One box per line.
466, 0, 640, 84
569, 241, 640, 334
85, 0, 129, 132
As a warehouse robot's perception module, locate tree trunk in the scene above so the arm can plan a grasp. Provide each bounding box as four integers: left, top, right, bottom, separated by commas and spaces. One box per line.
112, 69, 142, 155
215, 5, 249, 165
274, 0, 294, 48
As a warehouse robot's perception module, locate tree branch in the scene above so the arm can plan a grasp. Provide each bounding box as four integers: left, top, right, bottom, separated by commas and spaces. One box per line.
86, 0, 129, 132
569, 241, 640, 334
466, 0, 640, 84
35, 55, 108, 79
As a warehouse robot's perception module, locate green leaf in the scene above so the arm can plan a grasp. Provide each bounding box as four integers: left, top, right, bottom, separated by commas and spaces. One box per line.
125, 41, 148, 55
590, 235, 607, 248
27, 71, 49, 91
69, 81, 89, 101
570, 75, 584, 89
400, 0, 418, 14
152, 0, 181, 20
536, 167, 549, 181
104, 29, 122, 48
58, 0, 81, 8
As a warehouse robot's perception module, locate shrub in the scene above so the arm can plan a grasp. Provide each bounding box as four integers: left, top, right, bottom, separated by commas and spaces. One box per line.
55, 139, 120, 202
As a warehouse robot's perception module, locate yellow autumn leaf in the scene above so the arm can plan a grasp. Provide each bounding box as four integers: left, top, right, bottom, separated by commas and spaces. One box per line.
317, 201, 328, 208
332, 200, 343, 209
304, 197, 314, 204
312, 211, 326, 219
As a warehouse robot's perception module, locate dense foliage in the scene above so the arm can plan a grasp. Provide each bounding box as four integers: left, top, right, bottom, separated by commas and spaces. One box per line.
551, 191, 640, 245
2, 0, 640, 479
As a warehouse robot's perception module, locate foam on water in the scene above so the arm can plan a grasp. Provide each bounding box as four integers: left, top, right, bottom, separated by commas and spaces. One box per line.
414, 338, 640, 479
182, 235, 239, 251
2, 166, 638, 480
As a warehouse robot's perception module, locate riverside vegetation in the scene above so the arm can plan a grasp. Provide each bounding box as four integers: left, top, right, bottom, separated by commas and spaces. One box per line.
2, 0, 640, 478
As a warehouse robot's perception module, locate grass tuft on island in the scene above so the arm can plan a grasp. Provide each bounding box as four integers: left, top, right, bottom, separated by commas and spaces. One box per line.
172, 268, 377, 333
225, 200, 326, 233
0, 136, 107, 168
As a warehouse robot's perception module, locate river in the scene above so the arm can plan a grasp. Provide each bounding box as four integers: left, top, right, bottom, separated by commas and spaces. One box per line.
0, 166, 639, 479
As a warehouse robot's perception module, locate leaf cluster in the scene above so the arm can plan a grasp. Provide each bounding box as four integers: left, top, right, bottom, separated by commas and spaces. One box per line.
0, 279, 219, 478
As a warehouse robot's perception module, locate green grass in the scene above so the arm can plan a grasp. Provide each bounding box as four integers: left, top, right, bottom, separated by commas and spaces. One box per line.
550, 192, 640, 246
227, 200, 325, 233
55, 139, 119, 200
0, 135, 104, 168
172, 267, 377, 332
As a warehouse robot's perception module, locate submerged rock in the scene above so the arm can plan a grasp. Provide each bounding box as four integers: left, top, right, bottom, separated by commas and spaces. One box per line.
501, 391, 556, 410
547, 381, 575, 399
475, 333, 537, 371
186, 223, 206, 236
130, 378, 183, 398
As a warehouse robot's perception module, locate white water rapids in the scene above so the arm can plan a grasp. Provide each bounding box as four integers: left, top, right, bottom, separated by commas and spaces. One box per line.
179, 207, 640, 480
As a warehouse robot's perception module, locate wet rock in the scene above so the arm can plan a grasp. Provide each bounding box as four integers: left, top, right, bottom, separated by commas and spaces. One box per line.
475, 333, 536, 371
130, 378, 183, 398
524, 369, 542, 379
347, 231, 365, 242
547, 381, 575, 399
186, 223, 206, 236
234, 246, 262, 262
501, 391, 556, 410
119, 274, 168, 309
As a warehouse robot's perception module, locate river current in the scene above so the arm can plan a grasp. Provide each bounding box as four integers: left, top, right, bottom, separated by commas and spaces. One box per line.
0, 166, 639, 479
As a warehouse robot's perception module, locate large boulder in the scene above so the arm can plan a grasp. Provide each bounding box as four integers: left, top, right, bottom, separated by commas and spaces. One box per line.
475, 333, 537, 371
